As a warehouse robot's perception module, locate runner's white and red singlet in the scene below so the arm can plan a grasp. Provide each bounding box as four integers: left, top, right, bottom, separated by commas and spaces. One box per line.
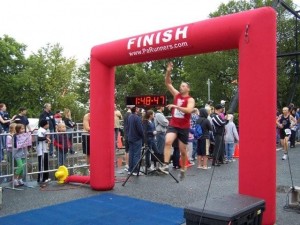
169, 94, 191, 129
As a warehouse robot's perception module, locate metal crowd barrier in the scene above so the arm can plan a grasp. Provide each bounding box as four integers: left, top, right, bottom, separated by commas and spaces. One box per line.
0, 130, 89, 189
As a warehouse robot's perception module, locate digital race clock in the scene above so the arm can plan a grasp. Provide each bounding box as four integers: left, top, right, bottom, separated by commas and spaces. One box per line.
126, 95, 166, 107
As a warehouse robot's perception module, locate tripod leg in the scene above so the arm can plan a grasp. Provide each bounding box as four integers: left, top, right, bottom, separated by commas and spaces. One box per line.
136, 147, 146, 176
149, 151, 179, 183
122, 147, 147, 187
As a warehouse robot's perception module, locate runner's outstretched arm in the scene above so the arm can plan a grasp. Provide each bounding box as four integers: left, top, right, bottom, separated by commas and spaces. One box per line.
165, 62, 179, 97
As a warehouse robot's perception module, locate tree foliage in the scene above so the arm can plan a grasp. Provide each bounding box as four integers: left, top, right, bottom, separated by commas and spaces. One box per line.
183, 51, 238, 108
0, 40, 86, 120
186, 0, 299, 109
0, 35, 27, 111
16, 44, 79, 117
275, 0, 300, 107
1, 0, 300, 120
75, 60, 90, 107
0, 35, 26, 76
115, 58, 184, 112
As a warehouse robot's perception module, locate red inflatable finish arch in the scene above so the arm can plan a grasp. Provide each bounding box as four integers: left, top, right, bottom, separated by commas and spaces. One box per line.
90, 7, 276, 225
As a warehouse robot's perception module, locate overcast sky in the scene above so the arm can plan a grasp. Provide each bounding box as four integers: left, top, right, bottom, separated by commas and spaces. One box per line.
0, 0, 299, 63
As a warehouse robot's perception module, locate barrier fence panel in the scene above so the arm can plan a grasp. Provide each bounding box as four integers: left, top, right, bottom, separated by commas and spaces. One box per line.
0, 130, 89, 188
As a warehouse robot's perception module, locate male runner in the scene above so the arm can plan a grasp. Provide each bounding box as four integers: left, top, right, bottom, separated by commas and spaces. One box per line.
159, 62, 195, 180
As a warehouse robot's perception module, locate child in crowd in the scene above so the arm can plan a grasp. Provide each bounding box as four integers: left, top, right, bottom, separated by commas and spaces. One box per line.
187, 130, 195, 166
224, 114, 239, 162
37, 120, 51, 183
54, 110, 63, 125
12, 124, 27, 186
54, 123, 69, 166
196, 108, 212, 169
6, 123, 16, 177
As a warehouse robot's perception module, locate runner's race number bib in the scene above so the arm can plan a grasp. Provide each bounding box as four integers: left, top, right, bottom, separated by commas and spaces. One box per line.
174, 108, 184, 118
174, 99, 185, 118
285, 128, 291, 135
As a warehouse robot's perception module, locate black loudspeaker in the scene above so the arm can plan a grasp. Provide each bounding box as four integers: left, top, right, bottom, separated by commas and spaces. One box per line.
184, 194, 265, 225
288, 186, 300, 208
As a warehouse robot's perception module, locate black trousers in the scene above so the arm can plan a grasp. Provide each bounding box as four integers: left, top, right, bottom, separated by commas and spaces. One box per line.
290, 130, 296, 147
37, 153, 49, 182
172, 146, 180, 167
213, 135, 224, 163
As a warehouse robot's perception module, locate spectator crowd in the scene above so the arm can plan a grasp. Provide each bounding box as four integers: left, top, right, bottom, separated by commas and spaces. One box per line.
0, 103, 80, 187
116, 99, 241, 178
118, 100, 299, 179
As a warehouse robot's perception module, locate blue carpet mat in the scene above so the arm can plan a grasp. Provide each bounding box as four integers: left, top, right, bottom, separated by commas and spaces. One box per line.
0, 193, 184, 225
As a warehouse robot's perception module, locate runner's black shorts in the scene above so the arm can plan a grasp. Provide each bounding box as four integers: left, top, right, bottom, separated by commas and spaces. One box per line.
166, 126, 189, 145
279, 129, 290, 139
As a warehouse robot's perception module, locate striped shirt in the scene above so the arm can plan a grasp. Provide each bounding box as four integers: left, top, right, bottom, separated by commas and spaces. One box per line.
212, 114, 228, 135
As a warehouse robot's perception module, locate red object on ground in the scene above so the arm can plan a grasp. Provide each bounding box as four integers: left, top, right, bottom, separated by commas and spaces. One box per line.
65, 175, 90, 184
117, 132, 123, 149
233, 144, 240, 158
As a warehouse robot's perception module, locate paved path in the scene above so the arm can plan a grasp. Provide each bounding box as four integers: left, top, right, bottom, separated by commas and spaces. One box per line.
0, 145, 300, 225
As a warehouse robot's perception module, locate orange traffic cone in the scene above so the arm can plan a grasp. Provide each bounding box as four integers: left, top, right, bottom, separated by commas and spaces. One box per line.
233, 144, 239, 158
117, 131, 123, 149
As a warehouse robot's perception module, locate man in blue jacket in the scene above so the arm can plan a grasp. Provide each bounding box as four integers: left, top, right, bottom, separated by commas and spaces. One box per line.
126, 107, 144, 175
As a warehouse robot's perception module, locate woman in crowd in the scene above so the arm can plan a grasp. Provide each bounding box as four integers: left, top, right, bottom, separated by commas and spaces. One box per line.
63, 108, 76, 154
